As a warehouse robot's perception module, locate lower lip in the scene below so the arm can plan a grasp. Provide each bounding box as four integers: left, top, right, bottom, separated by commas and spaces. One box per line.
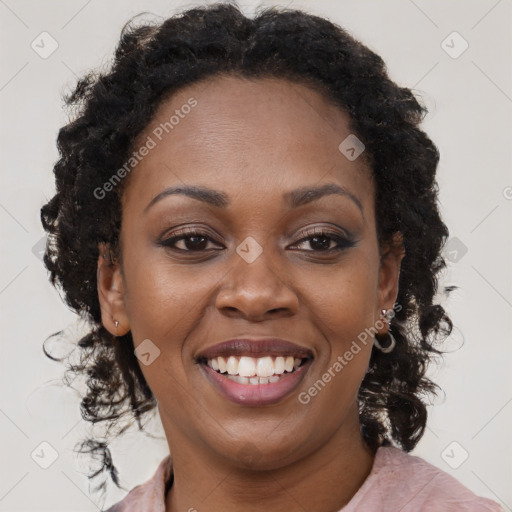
200, 360, 313, 406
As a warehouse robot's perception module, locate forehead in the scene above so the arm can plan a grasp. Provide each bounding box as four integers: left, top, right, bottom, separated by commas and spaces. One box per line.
123, 74, 374, 216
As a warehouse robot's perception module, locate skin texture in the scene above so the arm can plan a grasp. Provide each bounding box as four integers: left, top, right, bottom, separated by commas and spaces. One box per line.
97, 75, 404, 512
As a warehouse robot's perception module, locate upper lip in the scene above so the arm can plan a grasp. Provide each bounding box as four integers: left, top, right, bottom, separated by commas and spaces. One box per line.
196, 338, 314, 361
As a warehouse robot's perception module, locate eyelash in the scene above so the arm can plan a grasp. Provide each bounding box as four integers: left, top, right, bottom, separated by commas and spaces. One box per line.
158, 227, 356, 254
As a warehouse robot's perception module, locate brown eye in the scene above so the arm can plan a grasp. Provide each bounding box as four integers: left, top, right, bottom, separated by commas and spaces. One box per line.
158, 229, 222, 252
291, 228, 356, 252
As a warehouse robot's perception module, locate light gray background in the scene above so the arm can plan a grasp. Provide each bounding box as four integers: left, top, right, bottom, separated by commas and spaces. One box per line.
1, 0, 511, 510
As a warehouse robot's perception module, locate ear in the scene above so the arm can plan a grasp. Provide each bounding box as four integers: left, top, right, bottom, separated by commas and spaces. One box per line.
97, 243, 130, 336
376, 232, 405, 322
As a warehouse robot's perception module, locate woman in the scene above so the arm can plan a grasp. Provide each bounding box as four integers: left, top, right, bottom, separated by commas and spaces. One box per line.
41, 2, 502, 511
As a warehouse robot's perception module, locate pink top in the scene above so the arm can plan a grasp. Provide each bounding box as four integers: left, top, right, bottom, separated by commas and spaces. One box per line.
104, 446, 503, 511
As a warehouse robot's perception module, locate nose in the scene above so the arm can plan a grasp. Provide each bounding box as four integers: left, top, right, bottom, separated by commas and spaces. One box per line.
215, 247, 299, 322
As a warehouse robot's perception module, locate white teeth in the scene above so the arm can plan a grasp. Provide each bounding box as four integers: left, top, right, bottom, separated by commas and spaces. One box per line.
274, 356, 285, 374
284, 356, 294, 372
256, 356, 274, 377
227, 356, 239, 375
227, 375, 249, 385
238, 356, 256, 377
206, 354, 306, 379
218, 356, 227, 374
225, 375, 280, 385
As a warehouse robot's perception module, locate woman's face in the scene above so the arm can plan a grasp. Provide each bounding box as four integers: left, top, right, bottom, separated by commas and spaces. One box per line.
98, 75, 403, 468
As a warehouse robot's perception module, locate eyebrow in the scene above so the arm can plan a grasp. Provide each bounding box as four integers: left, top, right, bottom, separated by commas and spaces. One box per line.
143, 182, 363, 215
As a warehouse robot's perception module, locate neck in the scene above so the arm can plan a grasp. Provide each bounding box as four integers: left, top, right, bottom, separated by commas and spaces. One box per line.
164, 408, 376, 512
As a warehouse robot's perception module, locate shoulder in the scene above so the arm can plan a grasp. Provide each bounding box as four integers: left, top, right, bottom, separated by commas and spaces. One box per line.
102, 454, 172, 512
348, 446, 503, 512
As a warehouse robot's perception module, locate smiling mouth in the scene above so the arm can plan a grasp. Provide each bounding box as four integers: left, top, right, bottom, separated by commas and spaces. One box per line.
195, 338, 314, 403
200, 355, 310, 385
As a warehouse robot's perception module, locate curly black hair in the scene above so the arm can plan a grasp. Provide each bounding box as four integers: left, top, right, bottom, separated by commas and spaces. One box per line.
41, 0, 453, 500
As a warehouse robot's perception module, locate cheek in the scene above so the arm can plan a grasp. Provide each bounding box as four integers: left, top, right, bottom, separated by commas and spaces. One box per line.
122, 248, 218, 340
119, 256, 213, 409
309, 252, 379, 335
304, 250, 379, 380
298, 274, 376, 429
120, 252, 232, 391
124, 271, 190, 341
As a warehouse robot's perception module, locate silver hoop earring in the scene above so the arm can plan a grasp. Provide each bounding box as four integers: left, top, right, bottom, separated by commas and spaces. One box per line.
374, 332, 396, 353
